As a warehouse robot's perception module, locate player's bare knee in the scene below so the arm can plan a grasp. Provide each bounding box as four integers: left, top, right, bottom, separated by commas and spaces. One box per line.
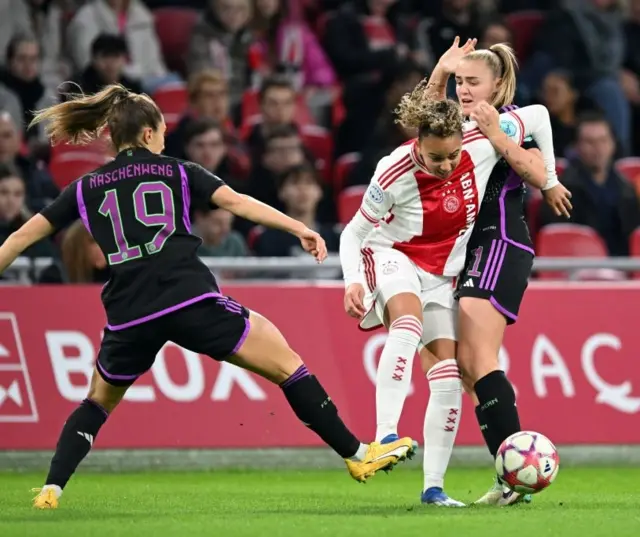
383, 293, 422, 325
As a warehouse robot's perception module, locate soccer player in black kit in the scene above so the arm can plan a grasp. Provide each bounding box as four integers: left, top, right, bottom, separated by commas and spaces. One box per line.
0, 85, 416, 509
424, 38, 572, 505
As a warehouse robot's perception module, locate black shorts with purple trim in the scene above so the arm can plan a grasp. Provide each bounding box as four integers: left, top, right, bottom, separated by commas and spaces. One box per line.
456, 229, 534, 325
96, 294, 250, 387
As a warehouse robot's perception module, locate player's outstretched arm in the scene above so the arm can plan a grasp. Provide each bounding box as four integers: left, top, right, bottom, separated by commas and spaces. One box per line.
425, 36, 477, 101
211, 185, 327, 262
0, 214, 54, 273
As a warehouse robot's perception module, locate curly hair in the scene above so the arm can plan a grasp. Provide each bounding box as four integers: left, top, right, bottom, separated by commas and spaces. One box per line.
394, 78, 464, 139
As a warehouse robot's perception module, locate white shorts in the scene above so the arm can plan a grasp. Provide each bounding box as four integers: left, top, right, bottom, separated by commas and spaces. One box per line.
359, 249, 458, 344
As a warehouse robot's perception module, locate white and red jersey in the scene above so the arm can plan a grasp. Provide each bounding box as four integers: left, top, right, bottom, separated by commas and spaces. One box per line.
340, 105, 557, 286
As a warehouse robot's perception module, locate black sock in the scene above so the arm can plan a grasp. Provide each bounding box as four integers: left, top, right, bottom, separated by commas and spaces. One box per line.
474, 404, 498, 457
281, 365, 361, 458
474, 371, 521, 458
46, 398, 108, 488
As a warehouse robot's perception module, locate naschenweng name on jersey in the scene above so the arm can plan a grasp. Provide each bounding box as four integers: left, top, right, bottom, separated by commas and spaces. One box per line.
89, 163, 174, 188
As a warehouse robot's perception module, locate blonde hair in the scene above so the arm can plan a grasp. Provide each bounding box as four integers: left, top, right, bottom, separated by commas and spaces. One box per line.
61, 221, 99, 283
395, 78, 464, 139
463, 43, 518, 109
29, 84, 163, 149
187, 69, 228, 102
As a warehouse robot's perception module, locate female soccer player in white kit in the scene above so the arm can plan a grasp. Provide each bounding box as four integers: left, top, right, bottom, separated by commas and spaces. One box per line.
339, 83, 559, 505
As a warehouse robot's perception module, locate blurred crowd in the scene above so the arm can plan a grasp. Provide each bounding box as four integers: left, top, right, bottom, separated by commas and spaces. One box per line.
1, 0, 640, 283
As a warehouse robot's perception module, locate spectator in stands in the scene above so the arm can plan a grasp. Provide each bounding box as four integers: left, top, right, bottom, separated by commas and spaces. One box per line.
193, 207, 248, 257
245, 76, 297, 157
0, 163, 56, 259
0, 84, 22, 131
0, 1, 32, 71
39, 219, 109, 284
183, 118, 249, 189
623, 0, 640, 154
253, 162, 339, 256
541, 70, 580, 158
67, 0, 170, 91
247, 123, 305, 210
539, 113, 640, 256
415, 0, 481, 68
71, 34, 143, 96
250, 0, 335, 90
188, 0, 254, 112
165, 70, 237, 159
0, 111, 57, 211
524, 0, 631, 155
0, 34, 57, 141
323, 0, 410, 155
347, 60, 422, 187
496, 0, 554, 12
478, 18, 512, 49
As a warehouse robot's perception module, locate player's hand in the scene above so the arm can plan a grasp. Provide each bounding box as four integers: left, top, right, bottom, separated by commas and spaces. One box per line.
438, 36, 477, 74
344, 283, 366, 319
542, 183, 572, 218
470, 101, 502, 139
298, 228, 327, 263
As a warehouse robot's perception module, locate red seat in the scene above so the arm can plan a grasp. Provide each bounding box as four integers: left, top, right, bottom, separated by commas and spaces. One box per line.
536, 223, 608, 280
334, 152, 361, 192
338, 185, 366, 225
153, 8, 199, 75
505, 11, 544, 62
616, 158, 640, 197
555, 157, 568, 177
300, 125, 333, 182
247, 225, 265, 252
51, 138, 112, 158
152, 83, 188, 133
629, 227, 640, 279
49, 152, 112, 189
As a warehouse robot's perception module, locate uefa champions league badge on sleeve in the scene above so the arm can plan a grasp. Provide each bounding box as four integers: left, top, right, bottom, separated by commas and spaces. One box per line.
367, 184, 384, 204
500, 119, 517, 138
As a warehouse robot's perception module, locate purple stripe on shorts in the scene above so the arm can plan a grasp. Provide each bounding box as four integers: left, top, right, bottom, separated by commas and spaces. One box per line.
231, 316, 251, 355
76, 180, 92, 235
280, 364, 310, 388
489, 241, 508, 291
106, 292, 224, 331
96, 359, 140, 381
178, 163, 191, 233
490, 296, 517, 322
479, 239, 497, 289
499, 173, 535, 256
84, 397, 109, 417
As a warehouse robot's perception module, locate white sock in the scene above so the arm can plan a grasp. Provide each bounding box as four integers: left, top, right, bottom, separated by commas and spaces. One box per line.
41, 484, 63, 498
375, 315, 422, 442
423, 358, 462, 491
352, 443, 369, 461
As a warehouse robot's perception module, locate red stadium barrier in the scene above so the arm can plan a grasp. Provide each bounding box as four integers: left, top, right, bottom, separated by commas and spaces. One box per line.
2, 282, 640, 449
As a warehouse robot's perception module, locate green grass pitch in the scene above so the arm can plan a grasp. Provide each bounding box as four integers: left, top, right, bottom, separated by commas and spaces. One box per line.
2, 467, 640, 536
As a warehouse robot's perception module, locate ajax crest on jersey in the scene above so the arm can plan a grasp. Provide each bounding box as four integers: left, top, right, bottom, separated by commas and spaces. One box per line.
500, 119, 517, 138
367, 184, 384, 204
442, 194, 461, 213
382, 261, 399, 275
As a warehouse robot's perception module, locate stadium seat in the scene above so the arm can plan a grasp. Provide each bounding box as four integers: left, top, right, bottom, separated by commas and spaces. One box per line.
505, 11, 544, 62
555, 157, 568, 177
338, 185, 367, 225
51, 138, 112, 158
629, 228, 640, 279
49, 152, 112, 189
153, 8, 199, 75
536, 223, 608, 280
616, 157, 640, 196
300, 125, 333, 182
334, 152, 361, 192
152, 83, 188, 133
247, 225, 265, 252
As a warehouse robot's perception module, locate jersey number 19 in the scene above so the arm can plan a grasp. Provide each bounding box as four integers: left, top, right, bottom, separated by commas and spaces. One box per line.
98, 181, 176, 265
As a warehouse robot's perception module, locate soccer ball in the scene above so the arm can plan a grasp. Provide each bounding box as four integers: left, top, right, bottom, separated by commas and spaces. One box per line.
495, 431, 559, 494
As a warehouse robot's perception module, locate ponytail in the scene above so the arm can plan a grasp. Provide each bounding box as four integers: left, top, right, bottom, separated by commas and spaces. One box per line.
464, 43, 518, 109
30, 85, 131, 146
30, 84, 163, 151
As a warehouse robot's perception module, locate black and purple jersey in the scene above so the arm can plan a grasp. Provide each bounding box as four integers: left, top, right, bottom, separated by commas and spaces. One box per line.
40, 147, 225, 330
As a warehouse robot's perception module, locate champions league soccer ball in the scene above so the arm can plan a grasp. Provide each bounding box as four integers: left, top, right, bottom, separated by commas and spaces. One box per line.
495, 431, 560, 494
